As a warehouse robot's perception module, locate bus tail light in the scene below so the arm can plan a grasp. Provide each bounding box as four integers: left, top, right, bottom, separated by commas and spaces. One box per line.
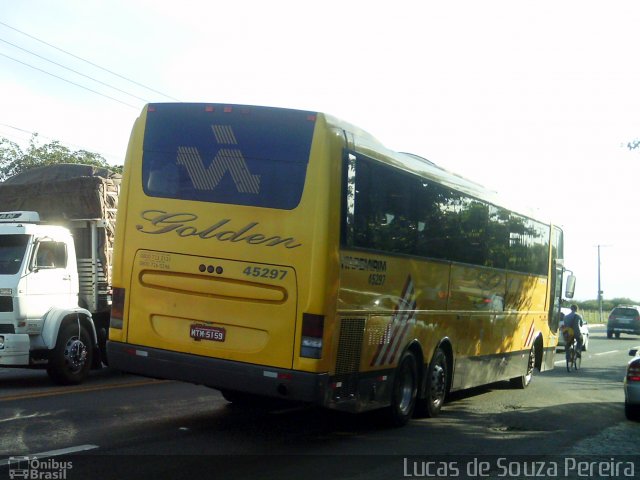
300, 313, 324, 359
110, 287, 125, 329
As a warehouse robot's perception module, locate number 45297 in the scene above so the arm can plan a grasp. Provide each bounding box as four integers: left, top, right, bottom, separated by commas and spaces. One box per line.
243, 266, 287, 280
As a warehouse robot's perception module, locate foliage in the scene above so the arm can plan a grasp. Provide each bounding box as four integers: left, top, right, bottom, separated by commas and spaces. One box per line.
568, 298, 639, 312
0, 134, 122, 181
628, 139, 640, 151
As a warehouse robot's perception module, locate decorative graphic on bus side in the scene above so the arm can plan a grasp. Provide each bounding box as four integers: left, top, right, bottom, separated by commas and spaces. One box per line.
370, 275, 417, 366
177, 124, 261, 194
524, 321, 535, 348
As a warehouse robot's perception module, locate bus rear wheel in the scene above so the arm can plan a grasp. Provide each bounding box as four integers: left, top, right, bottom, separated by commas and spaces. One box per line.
384, 351, 418, 427
415, 347, 448, 418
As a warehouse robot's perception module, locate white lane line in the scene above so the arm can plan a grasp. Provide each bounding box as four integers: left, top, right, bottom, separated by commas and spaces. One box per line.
0, 444, 98, 466
594, 350, 620, 356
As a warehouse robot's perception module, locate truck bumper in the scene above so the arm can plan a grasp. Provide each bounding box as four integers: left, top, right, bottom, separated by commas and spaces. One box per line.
0, 334, 30, 365
107, 340, 330, 405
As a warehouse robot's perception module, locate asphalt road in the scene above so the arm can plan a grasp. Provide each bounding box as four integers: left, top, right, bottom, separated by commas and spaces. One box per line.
1, 325, 638, 480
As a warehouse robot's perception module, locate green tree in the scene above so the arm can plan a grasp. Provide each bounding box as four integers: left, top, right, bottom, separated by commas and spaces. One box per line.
0, 134, 122, 181
573, 298, 639, 312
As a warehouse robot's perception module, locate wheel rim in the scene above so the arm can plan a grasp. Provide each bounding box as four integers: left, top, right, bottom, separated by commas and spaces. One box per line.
524, 347, 535, 384
430, 356, 446, 409
64, 337, 88, 374
397, 362, 415, 416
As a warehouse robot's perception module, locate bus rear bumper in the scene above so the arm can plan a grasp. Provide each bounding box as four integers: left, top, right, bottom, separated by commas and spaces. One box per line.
107, 341, 330, 404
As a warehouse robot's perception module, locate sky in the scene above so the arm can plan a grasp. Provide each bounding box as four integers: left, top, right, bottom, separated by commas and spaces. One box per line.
1, 0, 639, 301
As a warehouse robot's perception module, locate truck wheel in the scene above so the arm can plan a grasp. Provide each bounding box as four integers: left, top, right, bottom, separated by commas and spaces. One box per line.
47, 323, 93, 385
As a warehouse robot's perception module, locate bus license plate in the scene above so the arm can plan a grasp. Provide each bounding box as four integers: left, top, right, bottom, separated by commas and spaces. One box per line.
190, 325, 226, 342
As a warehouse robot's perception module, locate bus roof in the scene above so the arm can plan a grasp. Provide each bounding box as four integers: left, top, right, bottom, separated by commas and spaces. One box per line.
321, 112, 548, 225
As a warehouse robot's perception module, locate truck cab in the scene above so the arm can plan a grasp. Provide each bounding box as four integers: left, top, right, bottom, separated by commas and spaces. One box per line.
0, 211, 103, 384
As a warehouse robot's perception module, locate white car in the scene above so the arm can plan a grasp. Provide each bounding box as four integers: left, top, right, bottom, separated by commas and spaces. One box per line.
624, 346, 640, 421
557, 307, 590, 351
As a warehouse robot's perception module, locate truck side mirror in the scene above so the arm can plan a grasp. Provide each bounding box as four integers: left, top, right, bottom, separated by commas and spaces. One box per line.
565, 274, 576, 299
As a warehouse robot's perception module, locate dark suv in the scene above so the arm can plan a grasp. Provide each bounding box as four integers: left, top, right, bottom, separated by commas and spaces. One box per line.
607, 305, 640, 338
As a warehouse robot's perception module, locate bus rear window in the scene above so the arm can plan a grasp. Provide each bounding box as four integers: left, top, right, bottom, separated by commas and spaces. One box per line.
141, 104, 316, 210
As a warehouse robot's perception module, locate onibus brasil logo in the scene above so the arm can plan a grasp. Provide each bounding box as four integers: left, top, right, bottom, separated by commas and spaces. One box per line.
8, 456, 72, 479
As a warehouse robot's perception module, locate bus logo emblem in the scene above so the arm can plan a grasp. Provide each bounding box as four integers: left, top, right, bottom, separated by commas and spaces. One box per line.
177, 125, 261, 194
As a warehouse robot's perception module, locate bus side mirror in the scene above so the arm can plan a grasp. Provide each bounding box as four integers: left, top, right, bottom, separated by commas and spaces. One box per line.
565, 274, 576, 299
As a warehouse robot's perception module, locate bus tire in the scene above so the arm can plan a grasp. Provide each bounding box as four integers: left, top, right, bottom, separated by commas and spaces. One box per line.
385, 350, 418, 427
415, 347, 448, 418
510, 344, 535, 389
47, 322, 93, 385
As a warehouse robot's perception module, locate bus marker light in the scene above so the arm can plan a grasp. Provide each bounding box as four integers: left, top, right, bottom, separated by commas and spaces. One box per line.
124, 348, 149, 357
278, 372, 293, 380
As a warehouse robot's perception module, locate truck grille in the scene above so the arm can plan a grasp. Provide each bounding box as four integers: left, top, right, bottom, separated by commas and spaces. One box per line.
0, 324, 15, 334
0, 296, 13, 312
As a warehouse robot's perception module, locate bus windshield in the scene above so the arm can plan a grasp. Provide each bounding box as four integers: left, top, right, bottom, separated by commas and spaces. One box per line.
141, 103, 316, 210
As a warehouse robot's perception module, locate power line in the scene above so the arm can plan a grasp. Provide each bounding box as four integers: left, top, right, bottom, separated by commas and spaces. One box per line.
0, 37, 152, 103
0, 20, 180, 101
0, 123, 32, 136
0, 52, 139, 109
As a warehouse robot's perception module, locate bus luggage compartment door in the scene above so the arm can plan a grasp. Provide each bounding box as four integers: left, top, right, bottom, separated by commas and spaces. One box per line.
126, 250, 297, 369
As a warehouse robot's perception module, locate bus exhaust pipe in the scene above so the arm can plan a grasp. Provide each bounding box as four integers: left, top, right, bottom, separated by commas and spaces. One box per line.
277, 384, 289, 397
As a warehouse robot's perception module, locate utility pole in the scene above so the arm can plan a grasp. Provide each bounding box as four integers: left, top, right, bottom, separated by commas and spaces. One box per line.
597, 244, 612, 324
597, 245, 603, 324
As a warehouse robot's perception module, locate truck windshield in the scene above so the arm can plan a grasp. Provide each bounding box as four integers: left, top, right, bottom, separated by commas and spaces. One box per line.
0, 234, 29, 274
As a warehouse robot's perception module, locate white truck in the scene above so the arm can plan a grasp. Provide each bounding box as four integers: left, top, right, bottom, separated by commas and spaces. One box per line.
0, 164, 119, 384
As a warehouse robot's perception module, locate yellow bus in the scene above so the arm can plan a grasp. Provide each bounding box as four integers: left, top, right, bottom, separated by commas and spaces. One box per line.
108, 103, 570, 426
